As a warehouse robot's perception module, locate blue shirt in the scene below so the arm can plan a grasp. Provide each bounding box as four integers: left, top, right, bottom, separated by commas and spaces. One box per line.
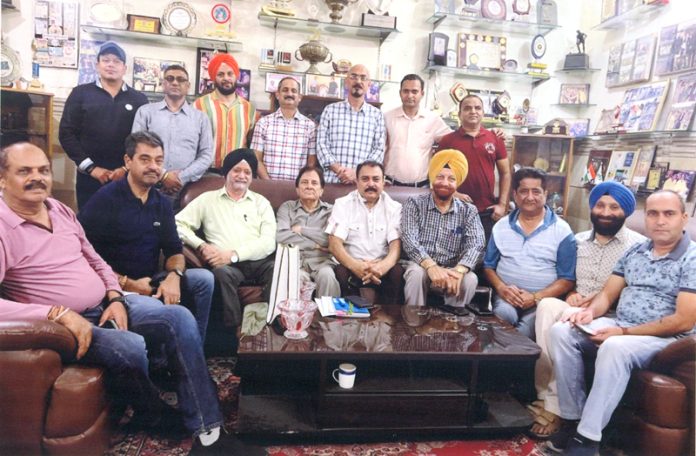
483, 207, 577, 292
613, 231, 696, 332
78, 178, 182, 279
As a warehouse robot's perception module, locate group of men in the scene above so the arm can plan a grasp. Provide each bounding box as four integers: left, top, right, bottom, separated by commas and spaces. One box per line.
1, 39, 694, 456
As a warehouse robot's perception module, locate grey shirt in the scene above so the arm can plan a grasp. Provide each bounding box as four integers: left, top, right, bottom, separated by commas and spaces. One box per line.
132, 100, 213, 184
276, 199, 335, 272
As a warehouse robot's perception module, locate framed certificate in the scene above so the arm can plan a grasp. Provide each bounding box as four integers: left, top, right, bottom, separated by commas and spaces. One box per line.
458, 33, 506, 71
127, 15, 161, 34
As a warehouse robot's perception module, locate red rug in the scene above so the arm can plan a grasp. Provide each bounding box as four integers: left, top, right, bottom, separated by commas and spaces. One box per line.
105, 357, 548, 456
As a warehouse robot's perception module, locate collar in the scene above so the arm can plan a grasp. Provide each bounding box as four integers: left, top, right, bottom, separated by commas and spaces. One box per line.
292, 199, 330, 212
156, 99, 192, 115
588, 225, 629, 244
351, 189, 385, 208
457, 125, 488, 139
210, 90, 240, 106
96, 78, 128, 92
273, 108, 302, 121
0, 197, 57, 229
217, 186, 254, 202
426, 193, 459, 214
636, 230, 693, 261
508, 206, 556, 237
342, 100, 366, 113
115, 177, 159, 206
397, 106, 425, 120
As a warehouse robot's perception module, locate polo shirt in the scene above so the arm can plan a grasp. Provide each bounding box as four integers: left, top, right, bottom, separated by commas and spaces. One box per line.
437, 127, 507, 212
78, 178, 181, 279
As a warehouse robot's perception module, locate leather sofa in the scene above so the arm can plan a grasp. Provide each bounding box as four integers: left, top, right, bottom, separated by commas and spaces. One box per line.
0, 320, 111, 456
612, 209, 696, 456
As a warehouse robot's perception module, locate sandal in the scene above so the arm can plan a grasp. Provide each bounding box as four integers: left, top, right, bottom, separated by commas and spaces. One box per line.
528, 409, 561, 439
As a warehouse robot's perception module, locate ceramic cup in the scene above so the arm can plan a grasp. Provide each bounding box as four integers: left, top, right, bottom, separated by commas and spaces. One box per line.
332, 363, 356, 389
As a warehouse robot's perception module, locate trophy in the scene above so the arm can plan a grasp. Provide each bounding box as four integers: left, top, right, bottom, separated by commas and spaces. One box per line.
361, 0, 396, 29
527, 34, 549, 78
261, 0, 296, 17
324, 0, 359, 24
295, 31, 333, 74
563, 30, 590, 69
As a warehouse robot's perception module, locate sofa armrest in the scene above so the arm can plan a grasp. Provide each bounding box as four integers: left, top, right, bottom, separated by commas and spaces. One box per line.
650, 335, 696, 374
183, 245, 205, 269
0, 320, 76, 361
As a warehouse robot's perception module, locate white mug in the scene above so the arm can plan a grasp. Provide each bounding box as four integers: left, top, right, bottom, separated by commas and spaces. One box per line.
332, 363, 356, 389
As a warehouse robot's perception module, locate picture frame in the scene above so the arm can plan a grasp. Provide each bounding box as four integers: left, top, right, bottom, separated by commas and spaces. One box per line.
132, 57, 185, 93
618, 80, 669, 132
235, 68, 251, 101
662, 169, 696, 200
559, 83, 590, 104
644, 162, 669, 192
601, 0, 617, 22
428, 33, 448, 66
606, 35, 656, 88
605, 149, 640, 186
629, 146, 656, 191
467, 88, 503, 117
594, 108, 617, 134
126, 14, 161, 34
563, 118, 590, 137
195, 48, 216, 96
446, 49, 457, 67
265, 73, 303, 93
663, 73, 696, 131
581, 149, 613, 186
307, 74, 344, 99
655, 21, 696, 76
458, 33, 507, 71
342, 79, 380, 102
32, 0, 79, 68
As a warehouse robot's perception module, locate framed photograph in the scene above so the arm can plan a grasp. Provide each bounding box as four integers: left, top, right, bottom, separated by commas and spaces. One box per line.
655, 21, 696, 76
260, 48, 275, 68
606, 35, 656, 88
618, 40, 635, 85
559, 83, 590, 104
77, 39, 103, 85
195, 48, 216, 95
132, 57, 184, 92
446, 49, 457, 67
618, 80, 669, 132
581, 149, 613, 186
467, 89, 504, 117
307, 74, 344, 98
427, 33, 448, 66
645, 162, 669, 192
605, 44, 622, 88
458, 33, 507, 71
126, 14, 161, 34
563, 118, 590, 137
605, 150, 640, 186
662, 169, 696, 200
594, 108, 617, 134
631, 35, 656, 83
265, 73, 302, 93
629, 146, 656, 190
236, 68, 251, 101
341, 79, 380, 102
33, 0, 79, 68
663, 73, 696, 131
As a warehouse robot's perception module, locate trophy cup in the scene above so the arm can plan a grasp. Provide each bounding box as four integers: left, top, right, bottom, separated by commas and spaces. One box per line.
563, 30, 590, 70
325, 0, 359, 24
295, 31, 333, 74
261, 0, 296, 17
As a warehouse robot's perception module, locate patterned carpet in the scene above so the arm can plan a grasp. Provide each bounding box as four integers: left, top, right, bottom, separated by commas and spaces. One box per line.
103, 357, 559, 456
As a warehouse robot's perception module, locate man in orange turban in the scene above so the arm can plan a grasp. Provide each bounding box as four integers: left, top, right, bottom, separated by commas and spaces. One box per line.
194, 52, 258, 170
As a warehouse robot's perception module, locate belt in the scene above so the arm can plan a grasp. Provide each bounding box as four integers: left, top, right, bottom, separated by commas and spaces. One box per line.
386, 176, 429, 188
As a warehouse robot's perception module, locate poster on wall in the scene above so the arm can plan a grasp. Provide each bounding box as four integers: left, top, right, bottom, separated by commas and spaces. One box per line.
33, 0, 80, 68
77, 39, 103, 84
132, 57, 185, 92
655, 21, 696, 76
663, 73, 696, 130
618, 81, 669, 132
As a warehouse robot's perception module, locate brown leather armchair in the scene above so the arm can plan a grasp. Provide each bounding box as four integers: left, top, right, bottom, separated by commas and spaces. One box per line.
0, 320, 112, 455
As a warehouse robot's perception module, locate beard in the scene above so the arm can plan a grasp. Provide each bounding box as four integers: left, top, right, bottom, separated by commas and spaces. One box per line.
590, 213, 626, 237
432, 185, 455, 202
216, 82, 237, 95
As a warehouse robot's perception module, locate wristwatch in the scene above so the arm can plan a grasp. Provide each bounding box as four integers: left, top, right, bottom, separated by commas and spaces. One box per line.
230, 253, 239, 264
454, 265, 469, 275
169, 268, 184, 278
107, 295, 128, 311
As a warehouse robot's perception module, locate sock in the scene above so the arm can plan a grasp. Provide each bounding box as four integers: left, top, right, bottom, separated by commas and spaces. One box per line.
198, 427, 220, 446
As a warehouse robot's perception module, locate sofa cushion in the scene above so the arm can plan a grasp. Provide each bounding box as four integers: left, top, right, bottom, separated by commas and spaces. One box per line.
629, 370, 688, 428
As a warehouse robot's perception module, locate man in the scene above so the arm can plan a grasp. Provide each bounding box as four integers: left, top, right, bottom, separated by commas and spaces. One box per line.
78, 131, 215, 342
176, 149, 276, 330
0, 142, 238, 453
251, 77, 317, 180
317, 64, 386, 184
383, 74, 452, 187
483, 167, 576, 339
59, 41, 148, 209
529, 182, 645, 438
326, 161, 403, 303
437, 94, 511, 239
193, 53, 258, 170
276, 166, 339, 297
131, 64, 213, 206
401, 150, 485, 308
546, 190, 695, 456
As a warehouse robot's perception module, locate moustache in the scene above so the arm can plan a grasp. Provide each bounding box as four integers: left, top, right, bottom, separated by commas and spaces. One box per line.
352, 84, 363, 89
365, 187, 377, 192
24, 181, 47, 190
284, 96, 295, 100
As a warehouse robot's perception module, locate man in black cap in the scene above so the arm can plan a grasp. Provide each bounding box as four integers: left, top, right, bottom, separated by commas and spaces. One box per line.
60, 40, 148, 209
176, 148, 277, 337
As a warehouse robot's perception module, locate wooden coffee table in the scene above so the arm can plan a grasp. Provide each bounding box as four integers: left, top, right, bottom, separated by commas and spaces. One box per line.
236, 304, 540, 439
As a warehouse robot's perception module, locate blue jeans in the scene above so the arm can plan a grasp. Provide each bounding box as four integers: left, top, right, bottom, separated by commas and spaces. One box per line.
492, 296, 537, 339
549, 317, 674, 442
181, 268, 215, 342
80, 294, 223, 437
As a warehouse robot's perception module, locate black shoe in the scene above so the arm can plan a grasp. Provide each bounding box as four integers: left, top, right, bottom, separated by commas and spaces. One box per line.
546, 419, 579, 453
125, 404, 188, 439
563, 433, 600, 456
189, 430, 265, 456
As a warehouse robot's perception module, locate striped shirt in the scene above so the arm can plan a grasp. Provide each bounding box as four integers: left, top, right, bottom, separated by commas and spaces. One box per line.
401, 193, 485, 269
483, 207, 577, 292
250, 109, 317, 180
194, 92, 259, 168
317, 101, 386, 183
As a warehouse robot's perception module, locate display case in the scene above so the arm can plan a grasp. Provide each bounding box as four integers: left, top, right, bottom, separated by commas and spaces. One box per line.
1, 88, 54, 157
511, 134, 574, 217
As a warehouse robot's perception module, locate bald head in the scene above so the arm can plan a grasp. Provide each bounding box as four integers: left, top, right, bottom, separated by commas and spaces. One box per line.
347, 64, 370, 101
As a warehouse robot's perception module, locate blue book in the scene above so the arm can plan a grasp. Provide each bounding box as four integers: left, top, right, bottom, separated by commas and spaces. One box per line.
333, 297, 370, 318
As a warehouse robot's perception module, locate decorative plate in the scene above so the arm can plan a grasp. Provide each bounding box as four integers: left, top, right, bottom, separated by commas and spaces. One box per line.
162, 1, 197, 36
481, 0, 507, 20
1, 43, 21, 86
531, 34, 547, 60
211, 3, 231, 24
503, 59, 518, 71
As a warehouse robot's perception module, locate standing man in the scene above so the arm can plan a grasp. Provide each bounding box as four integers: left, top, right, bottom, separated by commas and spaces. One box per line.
530, 181, 645, 438
276, 166, 339, 297
383, 74, 452, 187
251, 77, 317, 180
194, 53, 258, 171
317, 64, 385, 184
401, 150, 485, 307
437, 94, 511, 239
176, 149, 276, 332
326, 161, 403, 303
132, 64, 213, 206
59, 41, 148, 209
78, 131, 215, 342
483, 167, 576, 339
547, 190, 695, 456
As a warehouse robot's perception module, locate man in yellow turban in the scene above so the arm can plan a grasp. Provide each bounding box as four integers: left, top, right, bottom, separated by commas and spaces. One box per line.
400, 150, 486, 308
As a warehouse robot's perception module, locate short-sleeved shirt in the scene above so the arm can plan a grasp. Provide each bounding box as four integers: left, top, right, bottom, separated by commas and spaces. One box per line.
78, 178, 181, 279
613, 231, 696, 332
436, 127, 507, 212
325, 190, 401, 261
483, 207, 577, 292
250, 109, 317, 180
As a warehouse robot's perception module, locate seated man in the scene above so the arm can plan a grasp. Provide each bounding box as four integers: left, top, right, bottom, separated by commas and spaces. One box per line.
483, 167, 576, 339
326, 160, 403, 304
0, 142, 236, 453
276, 165, 339, 297
78, 131, 214, 342
547, 190, 696, 456
176, 149, 276, 332
401, 150, 485, 307
530, 181, 645, 438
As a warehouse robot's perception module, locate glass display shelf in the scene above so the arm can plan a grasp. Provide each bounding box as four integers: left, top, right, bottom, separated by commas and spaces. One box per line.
256, 66, 398, 87
426, 65, 550, 84
258, 13, 399, 43
554, 68, 601, 74
552, 103, 597, 107
426, 12, 558, 36
582, 130, 696, 141
593, 2, 667, 31
81, 25, 243, 52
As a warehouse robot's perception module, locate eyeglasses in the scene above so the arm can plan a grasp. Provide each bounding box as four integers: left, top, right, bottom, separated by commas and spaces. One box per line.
348, 74, 369, 82
164, 75, 189, 83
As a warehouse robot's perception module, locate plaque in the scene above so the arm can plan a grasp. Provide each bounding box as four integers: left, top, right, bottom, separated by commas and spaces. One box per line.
481, 0, 506, 20
512, 0, 531, 15
458, 34, 506, 71
537, 0, 557, 25
446, 49, 457, 67
461, 0, 480, 17
360, 13, 397, 29
428, 33, 449, 66
127, 14, 161, 34
449, 82, 468, 104
162, 1, 197, 37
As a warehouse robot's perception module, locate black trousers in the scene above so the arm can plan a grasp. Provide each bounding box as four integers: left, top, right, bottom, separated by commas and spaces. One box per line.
334, 262, 404, 305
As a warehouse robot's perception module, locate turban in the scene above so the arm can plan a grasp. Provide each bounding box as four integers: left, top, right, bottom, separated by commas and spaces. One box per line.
207, 53, 240, 80
589, 181, 636, 216
221, 148, 258, 178
429, 149, 469, 187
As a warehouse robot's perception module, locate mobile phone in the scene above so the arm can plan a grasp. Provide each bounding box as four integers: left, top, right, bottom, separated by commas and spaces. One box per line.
101, 319, 119, 330
574, 323, 597, 336
435, 303, 470, 316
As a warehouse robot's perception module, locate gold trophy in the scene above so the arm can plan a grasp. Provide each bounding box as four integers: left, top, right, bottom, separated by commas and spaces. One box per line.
325, 0, 359, 23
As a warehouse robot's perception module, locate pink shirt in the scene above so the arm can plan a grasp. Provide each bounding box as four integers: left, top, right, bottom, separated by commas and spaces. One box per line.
384, 107, 452, 183
0, 197, 121, 321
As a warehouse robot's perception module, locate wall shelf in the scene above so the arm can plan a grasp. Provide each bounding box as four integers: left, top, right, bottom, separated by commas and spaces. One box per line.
593, 2, 667, 31
81, 25, 243, 52
581, 130, 696, 141
258, 13, 399, 44
426, 12, 558, 36
425, 65, 549, 85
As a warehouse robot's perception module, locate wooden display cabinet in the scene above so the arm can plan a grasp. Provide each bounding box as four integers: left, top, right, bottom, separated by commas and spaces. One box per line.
510, 134, 574, 217
1, 87, 54, 157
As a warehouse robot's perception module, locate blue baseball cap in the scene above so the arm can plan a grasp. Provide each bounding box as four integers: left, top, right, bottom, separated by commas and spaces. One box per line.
97, 41, 126, 62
